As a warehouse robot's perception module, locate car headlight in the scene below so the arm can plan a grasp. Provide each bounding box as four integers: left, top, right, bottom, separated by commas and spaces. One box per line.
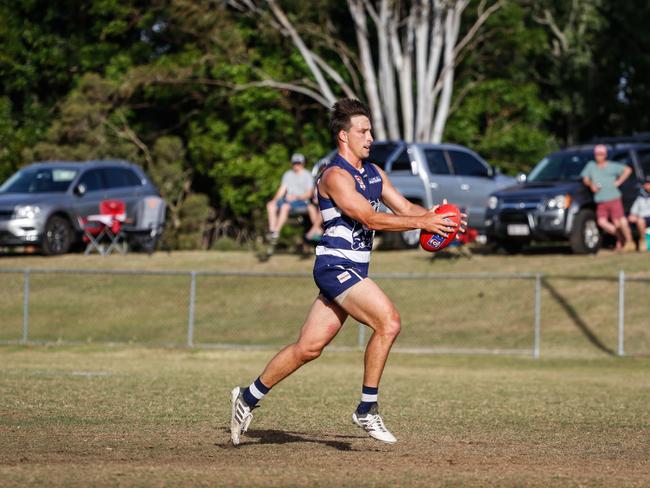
487, 196, 499, 210
546, 194, 571, 210
13, 205, 41, 219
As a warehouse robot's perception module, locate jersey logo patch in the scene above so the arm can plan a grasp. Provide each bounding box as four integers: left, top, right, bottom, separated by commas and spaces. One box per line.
337, 271, 352, 283
354, 175, 366, 190
368, 176, 381, 184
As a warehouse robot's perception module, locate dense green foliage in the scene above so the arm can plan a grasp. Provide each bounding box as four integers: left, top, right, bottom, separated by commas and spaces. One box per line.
1, 0, 649, 246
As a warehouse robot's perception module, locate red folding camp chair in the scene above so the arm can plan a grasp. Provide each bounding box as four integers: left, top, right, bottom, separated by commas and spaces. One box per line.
80, 199, 127, 255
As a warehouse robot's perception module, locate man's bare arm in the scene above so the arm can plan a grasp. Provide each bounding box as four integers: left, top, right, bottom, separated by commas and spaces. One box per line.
271, 184, 287, 202
374, 166, 428, 216
375, 165, 467, 231
320, 167, 457, 236
583, 176, 598, 193
615, 166, 633, 187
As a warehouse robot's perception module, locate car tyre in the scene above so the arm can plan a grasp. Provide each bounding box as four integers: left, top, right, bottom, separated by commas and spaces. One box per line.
570, 209, 600, 254
41, 215, 73, 256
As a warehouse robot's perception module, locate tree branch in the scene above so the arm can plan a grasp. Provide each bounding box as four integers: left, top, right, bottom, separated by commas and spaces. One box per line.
265, 0, 336, 104
347, 0, 387, 139
453, 0, 502, 58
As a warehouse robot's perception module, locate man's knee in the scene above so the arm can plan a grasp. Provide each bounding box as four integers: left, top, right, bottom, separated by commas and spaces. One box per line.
267, 200, 277, 212
377, 309, 401, 340
294, 342, 323, 362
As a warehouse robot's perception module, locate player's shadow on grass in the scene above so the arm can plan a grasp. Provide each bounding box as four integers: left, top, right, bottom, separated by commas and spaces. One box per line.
218, 429, 374, 451
542, 278, 616, 355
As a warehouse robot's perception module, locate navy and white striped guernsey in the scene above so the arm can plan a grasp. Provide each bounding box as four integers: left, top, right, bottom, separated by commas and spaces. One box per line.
315, 153, 383, 273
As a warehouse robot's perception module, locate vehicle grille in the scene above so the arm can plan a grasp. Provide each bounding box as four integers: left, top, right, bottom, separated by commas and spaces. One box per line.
0, 210, 13, 221
499, 198, 541, 210
499, 211, 529, 224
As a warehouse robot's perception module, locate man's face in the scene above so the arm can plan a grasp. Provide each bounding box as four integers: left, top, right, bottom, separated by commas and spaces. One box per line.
594, 145, 607, 162
343, 115, 373, 160
292, 162, 304, 173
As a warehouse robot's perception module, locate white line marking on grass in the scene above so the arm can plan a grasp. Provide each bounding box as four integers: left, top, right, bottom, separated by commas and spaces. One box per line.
1, 370, 114, 378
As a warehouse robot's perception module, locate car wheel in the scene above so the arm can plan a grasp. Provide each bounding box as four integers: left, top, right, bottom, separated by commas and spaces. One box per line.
570, 209, 600, 254
41, 215, 73, 255
499, 239, 525, 254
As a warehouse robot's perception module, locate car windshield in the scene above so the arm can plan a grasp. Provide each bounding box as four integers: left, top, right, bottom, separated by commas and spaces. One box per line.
527, 153, 591, 182
0, 167, 79, 193
364, 143, 400, 169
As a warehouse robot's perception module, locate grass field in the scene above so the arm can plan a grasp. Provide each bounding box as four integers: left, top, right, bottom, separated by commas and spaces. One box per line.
1, 347, 649, 487
1, 247, 649, 356
1, 248, 649, 486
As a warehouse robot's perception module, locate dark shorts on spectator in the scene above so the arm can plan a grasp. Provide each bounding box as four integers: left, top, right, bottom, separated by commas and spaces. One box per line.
277, 198, 309, 213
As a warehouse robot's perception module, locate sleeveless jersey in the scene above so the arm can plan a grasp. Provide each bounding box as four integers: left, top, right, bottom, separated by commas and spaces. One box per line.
315, 153, 383, 269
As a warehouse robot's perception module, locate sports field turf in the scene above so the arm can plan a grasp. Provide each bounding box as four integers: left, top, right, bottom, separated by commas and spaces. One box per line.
1, 346, 648, 487
1, 248, 649, 486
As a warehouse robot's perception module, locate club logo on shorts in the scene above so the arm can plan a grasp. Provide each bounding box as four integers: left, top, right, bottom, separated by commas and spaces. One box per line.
427, 234, 445, 248
354, 175, 366, 190
337, 271, 352, 283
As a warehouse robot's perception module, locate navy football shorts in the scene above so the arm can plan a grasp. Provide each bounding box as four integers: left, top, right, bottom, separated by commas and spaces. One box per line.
313, 261, 369, 304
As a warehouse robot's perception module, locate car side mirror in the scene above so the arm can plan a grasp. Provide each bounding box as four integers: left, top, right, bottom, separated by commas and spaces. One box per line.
74, 183, 86, 196
516, 172, 527, 184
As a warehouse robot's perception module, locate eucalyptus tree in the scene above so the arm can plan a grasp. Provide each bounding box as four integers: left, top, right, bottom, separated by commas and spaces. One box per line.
228, 0, 503, 142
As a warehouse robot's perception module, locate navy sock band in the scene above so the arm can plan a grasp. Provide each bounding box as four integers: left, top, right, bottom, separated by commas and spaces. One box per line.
242, 377, 271, 407
356, 385, 379, 414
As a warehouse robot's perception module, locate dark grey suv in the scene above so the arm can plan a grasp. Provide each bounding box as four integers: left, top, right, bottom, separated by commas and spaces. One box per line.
0, 160, 160, 255
485, 140, 649, 254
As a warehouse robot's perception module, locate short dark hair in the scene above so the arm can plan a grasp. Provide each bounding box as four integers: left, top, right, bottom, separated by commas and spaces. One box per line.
329, 98, 370, 144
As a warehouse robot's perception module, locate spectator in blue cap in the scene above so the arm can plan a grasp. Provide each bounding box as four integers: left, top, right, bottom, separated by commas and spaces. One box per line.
266, 153, 320, 244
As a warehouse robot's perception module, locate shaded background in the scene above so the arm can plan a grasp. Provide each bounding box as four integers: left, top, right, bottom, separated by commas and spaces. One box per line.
2, 0, 649, 248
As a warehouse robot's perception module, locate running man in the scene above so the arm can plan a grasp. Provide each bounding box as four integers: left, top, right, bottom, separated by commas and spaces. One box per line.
230, 98, 463, 445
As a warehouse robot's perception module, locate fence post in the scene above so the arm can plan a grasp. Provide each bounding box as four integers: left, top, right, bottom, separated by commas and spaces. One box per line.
22, 269, 30, 344
533, 273, 542, 359
618, 270, 625, 357
187, 271, 197, 348
357, 323, 365, 350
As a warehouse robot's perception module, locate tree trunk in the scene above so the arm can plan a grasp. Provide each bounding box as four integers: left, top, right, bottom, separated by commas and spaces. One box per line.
234, 1, 501, 143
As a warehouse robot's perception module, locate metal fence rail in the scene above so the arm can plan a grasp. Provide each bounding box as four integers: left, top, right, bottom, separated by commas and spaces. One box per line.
0, 268, 648, 358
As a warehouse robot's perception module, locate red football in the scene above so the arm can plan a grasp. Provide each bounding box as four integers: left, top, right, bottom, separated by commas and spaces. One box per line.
419, 203, 462, 252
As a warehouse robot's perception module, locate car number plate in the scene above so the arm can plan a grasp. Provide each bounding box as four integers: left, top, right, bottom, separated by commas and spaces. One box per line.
507, 224, 530, 236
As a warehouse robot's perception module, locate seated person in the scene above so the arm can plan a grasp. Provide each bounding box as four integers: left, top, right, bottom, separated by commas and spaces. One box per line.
266, 153, 320, 243
628, 177, 650, 252
305, 174, 324, 242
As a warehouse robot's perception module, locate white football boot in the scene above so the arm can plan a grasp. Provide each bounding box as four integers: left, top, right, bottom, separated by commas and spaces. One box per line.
230, 386, 254, 446
351, 404, 397, 444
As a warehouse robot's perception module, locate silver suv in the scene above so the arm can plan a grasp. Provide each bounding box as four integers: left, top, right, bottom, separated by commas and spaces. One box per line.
316, 141, 516, 248
0, 160, 160, 255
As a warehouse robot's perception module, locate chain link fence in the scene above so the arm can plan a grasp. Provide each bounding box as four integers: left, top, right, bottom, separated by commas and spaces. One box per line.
0, 268, 648, 357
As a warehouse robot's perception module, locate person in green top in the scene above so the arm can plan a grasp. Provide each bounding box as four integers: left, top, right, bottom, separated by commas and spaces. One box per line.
580, 144, 635, 252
